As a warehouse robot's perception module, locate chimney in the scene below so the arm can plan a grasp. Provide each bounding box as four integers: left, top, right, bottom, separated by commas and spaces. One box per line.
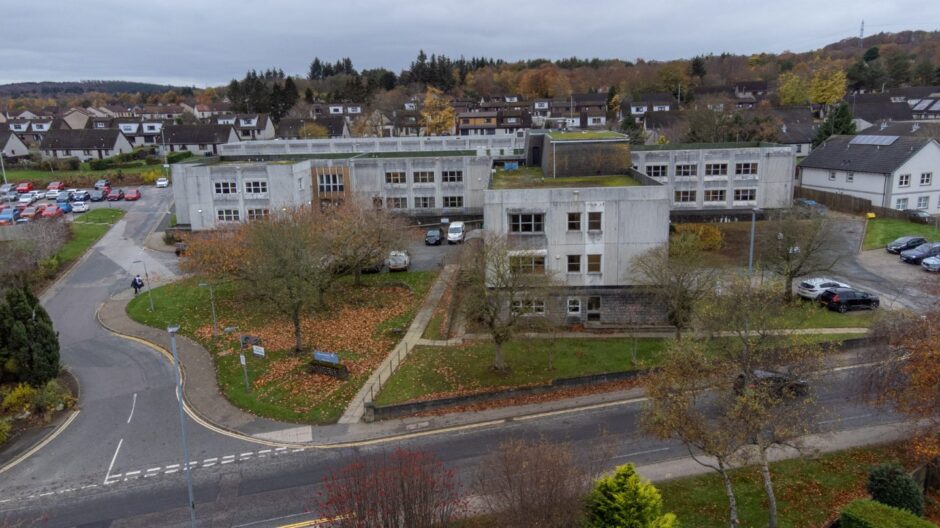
880, 121, 888, 130
782, 123, 788, 134
913, 122, 921, 132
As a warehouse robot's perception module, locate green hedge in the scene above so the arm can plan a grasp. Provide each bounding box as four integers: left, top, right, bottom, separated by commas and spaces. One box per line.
166, 151, 193, 164
840, 500, 935, 528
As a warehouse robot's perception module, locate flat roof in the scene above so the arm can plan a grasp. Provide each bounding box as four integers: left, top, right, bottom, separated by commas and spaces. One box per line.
632, 141, 784, 151
546, 131, 628, 141
491, 167, 640, 189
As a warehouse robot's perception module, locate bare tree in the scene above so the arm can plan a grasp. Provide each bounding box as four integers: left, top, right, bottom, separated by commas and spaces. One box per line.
461, 232, 554, 371
633, 232, 717, 339
0, 220, 69, 289
330, 199, 409, 285
758, 210, 839, 302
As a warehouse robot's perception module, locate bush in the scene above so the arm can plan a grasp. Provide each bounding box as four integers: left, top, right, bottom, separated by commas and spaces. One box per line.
2, 384, 37, 415
89, 158, 113, 171
141, 168, 163, 184
166, 151, 193, 164
0, 418, 10, 445
840, 499, 935, 528
32, 380, 72, 416
144, 156, 162, 165
37, 255, 61, 279
586, 464, 678, 528
163, 230, 181, 246
867, 463, 925, 516
673, 223, 724, 251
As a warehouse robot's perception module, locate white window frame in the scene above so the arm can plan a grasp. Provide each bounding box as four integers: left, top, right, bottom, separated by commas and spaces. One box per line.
567, 212, 581, 231
387, 197, 407, 209
896, 197, 909, 210
512, 299, 546, 316
676, 164, 697, 177
899, 174, 911, 187
245, 180, 268, 194
246, 208, 269, 221
442, 170, 463, 183
413, 171, 434, 183
705, 163, 728, 176
509, 255, 546, 275
921, 172, 933, 186
567, 254, 581, 273
442, 196, 463, 208
317, 174, 343, 193
216, 209, 240, 222
509, 213, 544, 234
674, 190, 697, 203
917, 196, 929, 210
385, 171, 406, 184
704, 189, 726, 202
734, 188, 757, 201
646, 165, 668, 178
586, 296, 601, 322
587, 211, 602, 231
586, 254, 602, 273
735, 162, 759, 176
846, 172, 854, 183
567, 298, 582, 315
415, 196, 435, 209
214, 181, 237, 195
828, 171, 836, 181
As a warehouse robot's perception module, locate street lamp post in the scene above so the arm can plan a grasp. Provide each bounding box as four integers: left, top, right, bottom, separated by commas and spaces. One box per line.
168, 326, 197, 527
132, 259, 155, 312
199, 282, 219, 336
0, 150, 7, 186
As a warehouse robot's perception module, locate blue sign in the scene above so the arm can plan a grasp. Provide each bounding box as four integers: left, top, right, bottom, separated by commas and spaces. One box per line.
504, 162, 519, 170
314, 351, 340, 364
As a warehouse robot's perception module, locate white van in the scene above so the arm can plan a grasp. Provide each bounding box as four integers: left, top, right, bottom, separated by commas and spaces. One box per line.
447, 221, 466, 244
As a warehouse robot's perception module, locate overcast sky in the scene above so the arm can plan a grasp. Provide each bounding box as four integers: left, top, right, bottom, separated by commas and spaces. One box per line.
3, 0, 939, 87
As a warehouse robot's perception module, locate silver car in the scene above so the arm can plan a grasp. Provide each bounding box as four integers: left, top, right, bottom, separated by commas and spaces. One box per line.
386, 250, 410, 272
922, 255, 940, 272
796, 277, 851, 299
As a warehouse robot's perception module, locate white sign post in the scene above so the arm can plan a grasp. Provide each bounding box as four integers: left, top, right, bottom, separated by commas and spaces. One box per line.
239, 353, 249, 392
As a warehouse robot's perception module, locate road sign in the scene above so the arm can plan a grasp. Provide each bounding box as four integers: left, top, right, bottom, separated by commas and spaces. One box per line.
314, 351, 340, 364
239, 354, 246, 366
252, 345, 265, 357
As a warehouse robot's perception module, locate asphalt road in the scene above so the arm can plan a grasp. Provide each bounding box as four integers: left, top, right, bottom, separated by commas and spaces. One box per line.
0, 205, 907, 527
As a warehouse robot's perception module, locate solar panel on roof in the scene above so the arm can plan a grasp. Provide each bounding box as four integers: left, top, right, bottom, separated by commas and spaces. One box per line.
849, 135, 899, 146
914, 99, 933, 111
929, 100, 940, 112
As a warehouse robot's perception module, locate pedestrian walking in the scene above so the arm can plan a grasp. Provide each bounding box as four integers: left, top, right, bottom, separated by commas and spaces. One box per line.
132, 274, 144, 295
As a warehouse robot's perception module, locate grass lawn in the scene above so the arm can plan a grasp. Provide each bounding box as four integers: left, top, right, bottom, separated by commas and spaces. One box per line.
4, 166, 153, 187
492, 167, 639, 189
658, 443, 917, 527
56, 208, 125, 264
779, 301, 877, 328
863, 218, 940, 250
126, 271, 437, 424
422, 312, 446, 340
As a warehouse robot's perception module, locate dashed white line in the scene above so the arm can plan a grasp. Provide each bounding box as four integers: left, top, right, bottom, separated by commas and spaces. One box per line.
38, 492, 54, 497
165, 464, 180, 470
240, 452, 253, 457
165, 468, 179, 474
258, 449, 271, 455
275, 447, 287, 452
125, 470, 141, 477
146, 467, 161, 473
221, 459, 234, 465
203, 462, 216, 467
126, 393, 137, 424
609, 447, 673, 461
203, 457, 218, 464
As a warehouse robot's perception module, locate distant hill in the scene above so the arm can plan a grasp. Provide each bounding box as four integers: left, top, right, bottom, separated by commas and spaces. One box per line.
0, 80, 187, 97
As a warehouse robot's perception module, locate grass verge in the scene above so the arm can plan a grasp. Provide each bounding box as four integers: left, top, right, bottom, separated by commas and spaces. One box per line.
863, 218, 940, 250
57, 208, 125, 264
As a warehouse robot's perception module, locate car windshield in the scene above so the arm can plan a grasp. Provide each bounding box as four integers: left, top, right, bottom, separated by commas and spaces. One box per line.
448, 226, 462, 234
427, 230, 438, 236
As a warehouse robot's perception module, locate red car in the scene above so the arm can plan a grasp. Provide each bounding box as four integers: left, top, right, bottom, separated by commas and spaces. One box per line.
15, 182, 33, 194
46, 181, 65, 191
124, 189, 141, 201
106, 189, 125, 201
20, 207, 40, 220
40, 206, 63, 219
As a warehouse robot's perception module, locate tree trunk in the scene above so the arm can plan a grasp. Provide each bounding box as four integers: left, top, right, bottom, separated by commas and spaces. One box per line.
782, 275, 793, 303
718, 460, 740, 528
493, 341, 507, 371
354, 267, 362, 286
757, 446, 779, 528
292, 302, 304, 354
675, 324, 682, 341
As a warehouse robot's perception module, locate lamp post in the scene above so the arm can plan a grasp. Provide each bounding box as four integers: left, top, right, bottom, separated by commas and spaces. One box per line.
132, 260, 155, 312
0, 149, 7, 185
168, 326, 197, 527
748, 208, 761, 277
198, 282, 219, 336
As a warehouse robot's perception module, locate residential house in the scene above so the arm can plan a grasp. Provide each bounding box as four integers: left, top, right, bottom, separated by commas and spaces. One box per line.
0, 130, 29, 159
98, 105, 137, 118
864, 121, 940, 140
391, 110, 423, 137
457, 109, 532, 136
8, 118, 67, 145
770, 107, 817, 156
276, 117, 350, 139
160, 125, 239, 156
847, 94, 914, 130
188, 102, 233, 119
623, 93, 674, 119
140, 105, 185, 120
212, 114, 275, 140
798, 135, 940, 212
734, 80, 769, 99
40, 129, 133, 161
113, 118, 173, 146
61, 108, 92, 130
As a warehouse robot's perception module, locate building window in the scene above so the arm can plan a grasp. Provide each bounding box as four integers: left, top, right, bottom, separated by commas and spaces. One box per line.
385, 171, 406, 184
567, 212, 581, 231
734, 188, 757, 201
217, 209, 239, 222
828, 171, 836, 181
846, 172, 854, 183
413, 171, 434, 183
247, 208, 269, 221
896, 197, 909, 210
587, 296, 601, 322
587, 211, 602, 231
921, 172, 933, 185
899, 174, 911, 187
646, 165, 668, 178
317, 174, 343, 193
567, 298, 581, 315
705, 163, 728, 176
509, 213, 544, 233
443, 196, 463, 208
214, 181, 237, 194
198, 144, 208, 151
704, 189, 726, 202
83, 149, 92, 156
512, 299, 545, 316
415, 196, 435, 208
567, 255, 581, 273
510, 255, 545, 274
676, 164, 697, 177
387, 197, 407, 209
735, 163, 759, 176
442, 170, 463, 182
918, 196, 930, 209
587, 254, 601, 273
674, 190, 697, 203
245, 180, 268, 194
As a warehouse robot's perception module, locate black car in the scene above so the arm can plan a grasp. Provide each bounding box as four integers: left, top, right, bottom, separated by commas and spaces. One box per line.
425, 228, 443, 246
886, 236, 927, 254
94, 179, 111, 190
903, 209, 933, 225
900, 242, 940, 264
70, 190, 90, 202
818, 287, 879, 313
734, 370, 808, 398
88, 189, 106, 202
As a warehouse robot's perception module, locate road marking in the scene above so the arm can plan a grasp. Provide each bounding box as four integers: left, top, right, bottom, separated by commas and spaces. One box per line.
165, 468, 178, 474
0, 410, 80, 475
203, 462, 215, 467
240, 452, 254, 457
203, 457, 218, 464
125, 470, 140, 477
165, 464, 179, 470
515, 397, 648, 422
126, 393, 137, 424
221, 459, 234, 465
258, 449, 271, 455
609, 447, 672, 461
146, 467, 161, 473
104, 438, 124, 484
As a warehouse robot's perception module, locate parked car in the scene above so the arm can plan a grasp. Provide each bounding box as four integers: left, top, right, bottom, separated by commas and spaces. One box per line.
57, 201, 72, 214
46, 181, 65, 191
15, 182, 33, 194
447, 221, 466, 244
71, 201, 89, 213
886, 236, 927, 254
14, 218, 29, 224
796, 277, 851, 300
386, 250, 411, 271
818, 288, 880, 313
425, 227, 443, 245
903, 209, 933, 224
16, 194, 35, 207
70, 190, 90, 202
155, 177, 169, 188
45, 189, 61, 200
734, 370, 808, 398
40, 206, 63, 219
94, 179, 111, 190
2, 191, 18, 202
124, 189, 141, 201
793, 198, 828, 216
0, 183, 12, 194
29, 190, 44, 201
106, 189, 125, 201
922, 255, 940, 272
900, 242, 940, 264
56, 191, 71, 204
0, 208, 19, 225
89, 189, 106, 202
20, 207, 40, 220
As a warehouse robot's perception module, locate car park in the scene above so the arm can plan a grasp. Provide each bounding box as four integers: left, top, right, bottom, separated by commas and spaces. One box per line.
70, 190, 90, 202
155, 177, 169, 188
14, 218, 29, 224
46, 181, 65, 191
922, 255, 940, 272
124, 189, 141, 201
15, 182, 33, 194
424, 227, 443, 245
56, 191, 71, 204
0, 183, 12, 195
886, 236, 927, 254
386, 250, 411, 271
2, 191, 18, 202
734, 370, 808, 398
900, 242, 940, 264
447, 221, 466, 244
71, 201, 89, 213
106, 189, 125, 201
0, 208, 19, 225
796, 277, 851, 299
45, 189, 61, 200
17, 194, 35, 207
903, 209, 933, 224
89, 189, 106, 202
56, 201, 72, 214
94, 179, 111, 190
20, 207, 40, 220
818, 287, 880, 312
40, 206, 63, 219
29, 190, 44, 201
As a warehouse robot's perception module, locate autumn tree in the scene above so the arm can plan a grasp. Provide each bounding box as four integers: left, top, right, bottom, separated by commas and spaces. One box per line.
657, 62, 693, 102
757, 209, 840, 301
619, 117, 648, 145
633, 232, 718, 339
777, 72, 809, 106
809, 66, 847, 107
298, 122, 328, 139
330, 199, 408, 285
885, 49, 912, 87
518, 64, 571, 99
461, 233, 554, 371
419, 87, 455, 136
913, 58, 936, 85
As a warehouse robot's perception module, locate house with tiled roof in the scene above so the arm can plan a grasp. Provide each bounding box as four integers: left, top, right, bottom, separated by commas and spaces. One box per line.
40, 129, 133, 161
798, 134, 940, 212
0, 130, 29, 159
159, 125, 239, 156
211, 114, 275, 140
846, 94, 914, 131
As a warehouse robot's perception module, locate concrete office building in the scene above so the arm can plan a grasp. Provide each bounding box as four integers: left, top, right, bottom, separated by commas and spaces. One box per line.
218, 134, 525, 158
